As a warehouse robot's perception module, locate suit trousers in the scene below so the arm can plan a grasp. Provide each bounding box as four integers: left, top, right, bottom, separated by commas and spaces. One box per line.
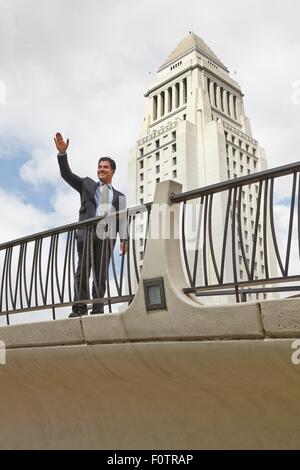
73, 235, 116, 314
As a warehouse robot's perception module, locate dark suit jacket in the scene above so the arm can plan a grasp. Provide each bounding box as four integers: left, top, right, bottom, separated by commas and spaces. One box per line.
57, 153, 127, 240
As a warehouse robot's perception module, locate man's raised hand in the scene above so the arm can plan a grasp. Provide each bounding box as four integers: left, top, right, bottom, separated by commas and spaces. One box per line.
54, 132, 69, 153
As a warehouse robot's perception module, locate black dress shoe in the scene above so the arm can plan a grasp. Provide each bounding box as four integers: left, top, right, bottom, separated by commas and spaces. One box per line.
68, 311, 87, 318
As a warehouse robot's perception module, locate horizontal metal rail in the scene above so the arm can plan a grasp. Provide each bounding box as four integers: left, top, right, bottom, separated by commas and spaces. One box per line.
171, 161, 300, 202
175, 161, 300, 303
183, 275, 300, 294
0, 203, 152, 250
192, 286, 300, 299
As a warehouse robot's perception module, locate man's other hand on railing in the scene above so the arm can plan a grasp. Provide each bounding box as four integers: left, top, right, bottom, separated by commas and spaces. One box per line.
120, 240, 128, 256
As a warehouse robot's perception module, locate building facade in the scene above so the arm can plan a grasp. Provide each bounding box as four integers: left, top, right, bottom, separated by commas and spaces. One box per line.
128, 32, 274, 302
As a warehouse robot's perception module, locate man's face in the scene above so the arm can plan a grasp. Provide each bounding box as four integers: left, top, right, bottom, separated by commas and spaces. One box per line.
97, 160, 115, 184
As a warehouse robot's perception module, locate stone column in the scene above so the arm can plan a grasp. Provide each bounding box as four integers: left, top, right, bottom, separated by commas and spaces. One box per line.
157, 93, 161, 119
235, 96, 241, 121
165, 89, 169, 114
223, 90, 229, 115
180, 81, 184, 107
172, 84, 177, 110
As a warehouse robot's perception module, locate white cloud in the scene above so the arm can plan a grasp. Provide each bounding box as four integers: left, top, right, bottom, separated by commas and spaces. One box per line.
0, 80, 6, 105
292, 80, 300, 105
0, 188, 51, 244
51, 188, 80, 226
0, 0, 299, 193
20, 147, 60, 187
0, 186, 77, 245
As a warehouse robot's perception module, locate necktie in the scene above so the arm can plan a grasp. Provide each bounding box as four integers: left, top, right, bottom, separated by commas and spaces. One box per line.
100, 184, 109, 215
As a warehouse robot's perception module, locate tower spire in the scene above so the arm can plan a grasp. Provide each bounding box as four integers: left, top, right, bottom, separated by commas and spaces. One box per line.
159, 32, 228, 72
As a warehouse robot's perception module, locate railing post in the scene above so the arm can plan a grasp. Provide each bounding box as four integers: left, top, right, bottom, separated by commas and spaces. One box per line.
124, 180, 200, 315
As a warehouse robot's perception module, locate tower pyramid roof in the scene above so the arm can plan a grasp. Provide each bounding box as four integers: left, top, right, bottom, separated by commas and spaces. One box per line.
160, 32, 228, 71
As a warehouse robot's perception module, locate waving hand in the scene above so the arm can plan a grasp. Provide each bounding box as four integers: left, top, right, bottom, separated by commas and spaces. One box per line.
54, 132, 69, 153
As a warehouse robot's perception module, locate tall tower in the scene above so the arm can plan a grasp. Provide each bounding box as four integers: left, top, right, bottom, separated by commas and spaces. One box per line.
129, 32, 272, 302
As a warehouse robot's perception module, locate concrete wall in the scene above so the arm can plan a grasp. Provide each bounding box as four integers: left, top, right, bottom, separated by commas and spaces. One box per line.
1, 337, 300, 450
1, 299, 300, 450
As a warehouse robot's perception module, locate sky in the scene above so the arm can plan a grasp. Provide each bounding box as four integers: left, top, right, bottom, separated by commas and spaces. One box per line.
0, 0, 300, 243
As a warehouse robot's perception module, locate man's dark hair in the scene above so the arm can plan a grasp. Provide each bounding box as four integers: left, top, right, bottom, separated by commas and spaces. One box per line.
98, 157, 116, 171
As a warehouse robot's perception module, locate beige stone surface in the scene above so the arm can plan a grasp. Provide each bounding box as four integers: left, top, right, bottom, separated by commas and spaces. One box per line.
0, 339, 300, 449
82, 301, 263, 344
260, 298, 300, 337
0, 318, 84, 348
0, 181, 299, 449
161, 32, 226, 69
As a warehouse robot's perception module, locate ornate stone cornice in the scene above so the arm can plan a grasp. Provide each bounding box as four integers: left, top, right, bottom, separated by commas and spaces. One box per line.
137, 121, 178, 147
145, 63, 243, 98
222, 120, 258, 146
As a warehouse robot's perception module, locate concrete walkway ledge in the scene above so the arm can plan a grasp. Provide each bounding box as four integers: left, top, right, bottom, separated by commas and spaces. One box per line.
260, 298, 300, 337
0, 318, 84, 349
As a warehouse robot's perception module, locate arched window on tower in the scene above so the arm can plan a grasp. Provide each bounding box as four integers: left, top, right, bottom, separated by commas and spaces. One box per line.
168, 87, 172, 112
183, 78, 187, 104
160, 91, 165, 117
227, 92, 231, 117
175, 83, 180, 108
153, 95, 158, 120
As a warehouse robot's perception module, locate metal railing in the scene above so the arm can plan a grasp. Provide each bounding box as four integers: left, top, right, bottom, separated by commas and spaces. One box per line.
171, 161, 300, 302
1, 161, 299, 324
0, 203, 152, 325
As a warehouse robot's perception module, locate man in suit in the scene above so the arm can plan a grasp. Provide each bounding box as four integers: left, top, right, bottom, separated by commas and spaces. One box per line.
54, 132, 127, 317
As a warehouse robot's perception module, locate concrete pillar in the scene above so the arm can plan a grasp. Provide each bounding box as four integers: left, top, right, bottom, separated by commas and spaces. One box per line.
160, 92, 165, 117
229, 94, 234, 118
172, 84, 176, 110
179, 81, 184, 107
157, 93, 161, 118
233, 96, 239, 121
165, 89, 169, 114
222, 88, 228, 114
236, 97, 241, 121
